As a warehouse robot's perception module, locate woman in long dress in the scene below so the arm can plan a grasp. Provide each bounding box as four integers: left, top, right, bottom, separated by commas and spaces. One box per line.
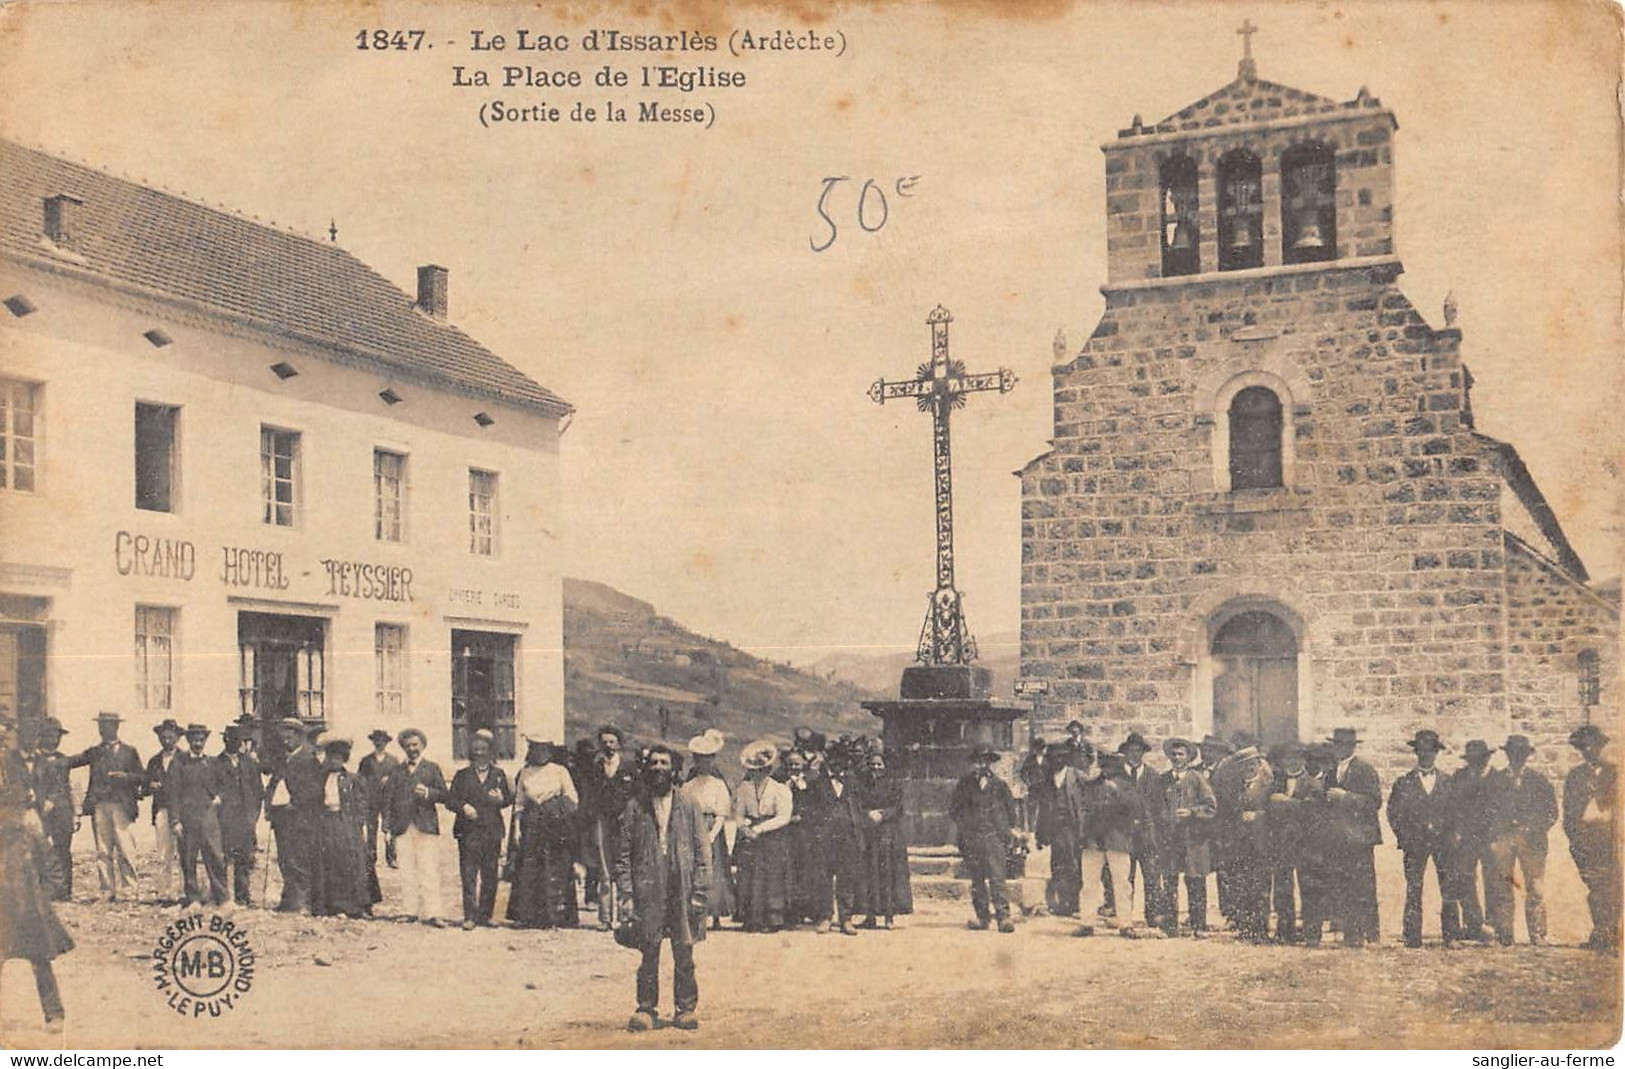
858, 749, 913, 928
310, 738, 375, 919
731, 739, 794, 932
0, 719, 71, 1031
507, 740, 581, 929
680, 731, 734, 929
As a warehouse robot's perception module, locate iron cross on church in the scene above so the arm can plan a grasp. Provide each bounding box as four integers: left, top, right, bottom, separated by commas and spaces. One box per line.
868, 306, 1016, 666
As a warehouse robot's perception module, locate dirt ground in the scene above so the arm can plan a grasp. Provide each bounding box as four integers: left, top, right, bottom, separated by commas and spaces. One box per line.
2, 839, 1619, 1050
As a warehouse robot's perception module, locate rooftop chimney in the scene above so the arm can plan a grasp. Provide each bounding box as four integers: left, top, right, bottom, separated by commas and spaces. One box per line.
416, 264, 448, 320
44, 194, 84, 248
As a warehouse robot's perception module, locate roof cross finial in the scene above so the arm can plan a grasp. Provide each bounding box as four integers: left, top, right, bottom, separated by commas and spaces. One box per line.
328, 218, 338, 243
1237, 18, 1259, 80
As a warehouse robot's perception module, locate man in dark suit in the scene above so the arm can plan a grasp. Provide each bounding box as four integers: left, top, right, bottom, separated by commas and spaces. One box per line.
358, 730, 400, 872
389, 727, 449, 925
145, 717, 184, 902
814, 750, 867, 935
447, 728, 513, 929
1486, 734, 1557, 946
69, 711, 144, 901
1324, 726, 1382, 947
1563, 723, 1619, 952
30, 718, 75, 901
1115, 732, 1167, 933
1447, 739, 1498, 944
171, 723, 227, 907
215, 723, 264, 906
1266, 740, 1322, 943
618, 744, 710, 1032
1296, 743, 1339, 946
265, 718, 324, 913
1211, 733, 1273, 942
584, 725, 638, 931
1035, 742, 1089, 919
949, 743, 1018, 933
1387, 729, 1464, 947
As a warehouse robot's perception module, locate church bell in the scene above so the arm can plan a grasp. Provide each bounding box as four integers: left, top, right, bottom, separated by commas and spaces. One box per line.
1227, 221, 1256, 250
1292, 219, 1326, 250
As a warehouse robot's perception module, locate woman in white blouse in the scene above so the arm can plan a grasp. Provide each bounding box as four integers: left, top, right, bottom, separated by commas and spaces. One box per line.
731, 739, 794, 932
680, 730, 734, 929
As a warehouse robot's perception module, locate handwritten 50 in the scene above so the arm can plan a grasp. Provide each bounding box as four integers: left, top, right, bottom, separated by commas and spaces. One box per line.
810, 176, 921, 253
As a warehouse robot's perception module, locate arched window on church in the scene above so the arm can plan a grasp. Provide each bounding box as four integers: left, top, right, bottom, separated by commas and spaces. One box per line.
1282, 142, 1337, 265
1228, 385, 1283, 490
1159, 155, 1200, 277
1217, 150, 1263, 271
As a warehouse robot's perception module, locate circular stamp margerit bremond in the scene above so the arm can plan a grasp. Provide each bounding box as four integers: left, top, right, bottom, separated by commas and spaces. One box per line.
150, 912, 255, 1018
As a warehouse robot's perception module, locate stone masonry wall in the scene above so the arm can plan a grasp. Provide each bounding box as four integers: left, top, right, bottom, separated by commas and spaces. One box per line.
1019, 260, 1514, 779
1504, 539, 1620, 778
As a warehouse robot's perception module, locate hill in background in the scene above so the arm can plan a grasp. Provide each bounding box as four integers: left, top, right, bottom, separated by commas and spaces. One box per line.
806, 630, 1022, 700
563, 578, 884, 763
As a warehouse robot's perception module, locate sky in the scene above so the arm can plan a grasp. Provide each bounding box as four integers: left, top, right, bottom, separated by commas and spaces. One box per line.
1, 0, 1618, 666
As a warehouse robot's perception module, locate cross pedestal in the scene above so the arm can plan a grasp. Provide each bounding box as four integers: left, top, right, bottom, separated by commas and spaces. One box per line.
862, 306, 1028, 846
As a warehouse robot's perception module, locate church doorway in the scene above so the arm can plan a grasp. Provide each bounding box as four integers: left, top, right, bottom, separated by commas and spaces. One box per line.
1210, 608, 1298, 746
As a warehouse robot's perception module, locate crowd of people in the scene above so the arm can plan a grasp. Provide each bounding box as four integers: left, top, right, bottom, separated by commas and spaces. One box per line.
1, 704, 1617, 1033
994, 721, 1619, 953
0, 710, 918, 1031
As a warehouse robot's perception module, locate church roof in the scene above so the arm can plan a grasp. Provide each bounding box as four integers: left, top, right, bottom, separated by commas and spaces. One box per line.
1116, 73, 1391, 141
0, 140, 570, 416
1476, 433, 1589, 583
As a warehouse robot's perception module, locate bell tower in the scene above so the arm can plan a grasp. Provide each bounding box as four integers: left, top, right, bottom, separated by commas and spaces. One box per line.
1101, 25, 1398, 286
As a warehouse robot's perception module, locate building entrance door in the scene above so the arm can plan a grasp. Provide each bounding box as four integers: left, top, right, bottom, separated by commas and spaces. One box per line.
451, 629, 515, 760
0, 623, 47, 727
238, 612, 326, 760
1211, 609, 1298, 746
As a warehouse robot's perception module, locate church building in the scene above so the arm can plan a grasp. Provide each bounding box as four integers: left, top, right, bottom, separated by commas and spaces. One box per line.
0, 140, 571, 761
1018, 43, 1617, 773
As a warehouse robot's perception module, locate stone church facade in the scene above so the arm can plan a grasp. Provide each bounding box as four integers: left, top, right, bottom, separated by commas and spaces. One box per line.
1018, 63, 1618, 775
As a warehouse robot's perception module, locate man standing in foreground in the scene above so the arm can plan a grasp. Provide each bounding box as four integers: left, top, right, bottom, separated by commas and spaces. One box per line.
619, 745, 709, 1032
70, 712, 143, 902
447, 728, 513, 929
390, 728, 449, 926
1324, 726, 1382, 947
949, 743, 1017, 933
1563, 724, 1618, 952
1486, 734, 1556, 946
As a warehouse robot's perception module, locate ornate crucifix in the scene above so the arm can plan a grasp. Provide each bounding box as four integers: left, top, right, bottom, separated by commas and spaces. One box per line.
868, 305, 1016, 666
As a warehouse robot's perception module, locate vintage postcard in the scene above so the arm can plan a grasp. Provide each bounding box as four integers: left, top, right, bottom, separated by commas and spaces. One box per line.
0, 0, 1619, 1052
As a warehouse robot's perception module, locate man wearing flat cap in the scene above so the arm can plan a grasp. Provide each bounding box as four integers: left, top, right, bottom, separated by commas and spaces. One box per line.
1323, 726, 1382, 947
1387, 729, 1464, 947
447, 728, 513, 929
69, 712, 143, 901
1563, 723, 1618, 951
265, 717, 324, 912
1486, 734, 1556, 945
949, 743, 1018, 933
29, 718, 75, 901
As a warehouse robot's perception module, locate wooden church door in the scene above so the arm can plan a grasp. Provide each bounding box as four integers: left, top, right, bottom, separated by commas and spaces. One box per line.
1211, 610, 1299, 746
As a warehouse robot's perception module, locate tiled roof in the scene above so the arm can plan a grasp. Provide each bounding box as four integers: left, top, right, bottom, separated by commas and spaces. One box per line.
1117, 75, 1388, 139
0, 140, 569, 414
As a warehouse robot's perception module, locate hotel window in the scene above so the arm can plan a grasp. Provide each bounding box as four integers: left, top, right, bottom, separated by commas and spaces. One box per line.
134, 605, 176, 712
469, 469, 498, 556
260, 427, 300, 527
0, 378, 41, 492
374, 450, 406, 542
376, 623, 406, 719
135, 402, 180, 512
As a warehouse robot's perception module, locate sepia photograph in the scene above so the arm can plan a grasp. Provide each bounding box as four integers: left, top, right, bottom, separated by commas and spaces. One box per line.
0, 0, 1619, 1053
